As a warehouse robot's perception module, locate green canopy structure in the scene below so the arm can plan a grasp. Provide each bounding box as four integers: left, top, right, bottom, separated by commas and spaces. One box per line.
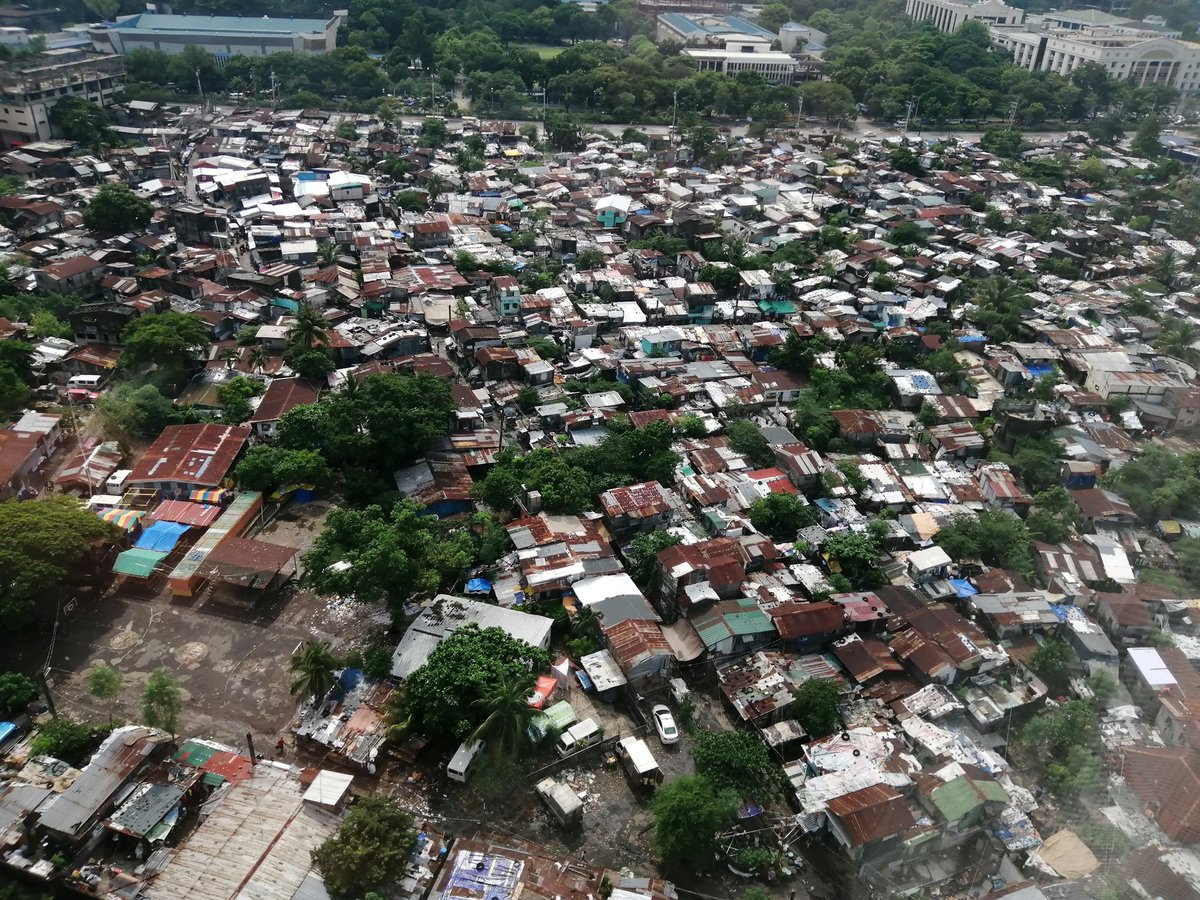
113, 548, 167, 578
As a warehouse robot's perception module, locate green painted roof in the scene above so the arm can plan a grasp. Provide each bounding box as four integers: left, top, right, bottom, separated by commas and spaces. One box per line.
113, 548, 166, 578
930, 776, 1008, 821
725, 610, 772, 636
174, 740, 220, 766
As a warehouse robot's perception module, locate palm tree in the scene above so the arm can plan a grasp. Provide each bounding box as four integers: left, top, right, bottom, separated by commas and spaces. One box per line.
248, 345, 269, 373
384, 688, 412, 742
288, 305, 330, 351
318, 241, 339, 267
425, 174, 447, 208
217, 346, 239, 369
288, 640, 340, 700
1151, 248, 1179, 289
1156, 320, 1200, 364
470, 673, 538, 758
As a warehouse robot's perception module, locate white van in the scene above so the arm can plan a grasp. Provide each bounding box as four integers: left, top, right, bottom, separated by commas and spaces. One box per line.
447, 739, 485, 782
616, 736, 662, 790
106, 469, 132, 494
67, 374, 103, 389
86, 494, 124, 512
555, 718, 601, 757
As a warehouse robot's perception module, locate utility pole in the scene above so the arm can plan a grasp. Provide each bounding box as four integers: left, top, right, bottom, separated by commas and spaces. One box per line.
195, 68, 205, 109
796, 95, 804, 129
671, 89, 678, 144
1006, 99, 1018, 129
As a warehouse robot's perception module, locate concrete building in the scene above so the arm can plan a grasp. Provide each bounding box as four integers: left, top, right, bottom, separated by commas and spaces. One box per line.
90, 12, 345, 59
907, 0, 1200, 94
656, 12, 778, 44
903, 0, 1025, 33
0, 48, 124, 145
991, 26, 1200, 93
683, 47, 800, 83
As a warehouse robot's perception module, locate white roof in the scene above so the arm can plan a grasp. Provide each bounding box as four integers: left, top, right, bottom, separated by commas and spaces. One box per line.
301, 770, 353, 808
391, 595, 553, 679
1128, 647, 1176, 687
908, 546, 952, 571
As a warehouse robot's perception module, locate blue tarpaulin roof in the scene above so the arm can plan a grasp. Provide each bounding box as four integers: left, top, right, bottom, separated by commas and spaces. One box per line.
950, 578, 978, 598
466, 578, 492, 594
135, 520, 190, 553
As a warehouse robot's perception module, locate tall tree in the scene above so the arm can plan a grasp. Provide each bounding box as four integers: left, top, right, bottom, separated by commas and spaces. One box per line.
397, 624, 551, 740
85, 665, 123, 726
470, 671, 539, 758
651, 776, 737, 870
288, 305, 330, 351
0, 497, 120, 626
311, 797, 416, 900
301, 502, 474, 618
288, 640, 340, 700
83, 184, 152, 235
121, 311, 209, 369
141, 669, 182, 739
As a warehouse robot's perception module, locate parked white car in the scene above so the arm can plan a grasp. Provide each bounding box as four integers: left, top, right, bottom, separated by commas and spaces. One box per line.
652, 704, 679, 745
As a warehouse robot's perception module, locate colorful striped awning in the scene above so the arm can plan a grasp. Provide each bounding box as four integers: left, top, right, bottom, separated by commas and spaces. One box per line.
99, 508, 145, 531
189, 489, 228, 504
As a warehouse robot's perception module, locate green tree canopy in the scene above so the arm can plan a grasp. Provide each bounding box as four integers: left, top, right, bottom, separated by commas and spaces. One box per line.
935, 508, 1034, 577
311, 797, 417, 900
97, 383, 188, 440
121, 312, 209, 369
692, 729, 787, 801
725, 419, 776, 468
234, 445, 330, 495
141, 669, 182, 738
83, 184, 153, 235
625, 531, 681, 591
793, 677, 841, 738
301, 502, 474, 617
1103, 446, 1200, 521
398, 623, 551, 740
275, 372, 453, 474
652, 775, 737, 869
1029, 640, 1075, 692
49, 97, 110, 147
0, 496, 120, 625
0, 672, 37, 717
748, 493, 818, 541
289, 640, 340, 700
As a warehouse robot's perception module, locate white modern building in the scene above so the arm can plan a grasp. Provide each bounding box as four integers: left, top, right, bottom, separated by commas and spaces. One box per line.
683, 46, 801, 83
989, 26, 1200, 92
905, 0, 1200, 95
904, 0, 1025, 33
90, 12, 345, 58
0, 48, 124, 145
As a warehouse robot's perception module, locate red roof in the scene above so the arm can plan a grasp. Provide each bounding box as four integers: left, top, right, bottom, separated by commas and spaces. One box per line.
148, 500, 222, 527
765, 601, 846, 639
128, 424, 250, 488
1123, 746, 1200, 842
245, 377, 319, 425
826, 785, 916, 846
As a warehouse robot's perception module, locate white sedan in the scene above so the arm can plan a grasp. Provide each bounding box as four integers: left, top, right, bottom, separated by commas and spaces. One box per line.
652, 704, 679, 745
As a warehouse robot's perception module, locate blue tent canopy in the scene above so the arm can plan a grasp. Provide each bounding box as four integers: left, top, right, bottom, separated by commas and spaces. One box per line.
950, 578, 978, 598
135, 520, 190, 553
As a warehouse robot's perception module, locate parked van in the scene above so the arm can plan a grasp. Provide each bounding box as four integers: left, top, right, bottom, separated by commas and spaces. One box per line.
67, 374, 103, 389
535, 777, 584, 827
86, 494, 124, 512
106, 469, 132, 494
555, 718, 602, 757
447, 739, 485, 782
616, 736, 662, 790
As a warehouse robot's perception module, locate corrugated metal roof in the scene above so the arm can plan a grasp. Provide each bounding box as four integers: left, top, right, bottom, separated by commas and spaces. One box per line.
148, 762, 340, 900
